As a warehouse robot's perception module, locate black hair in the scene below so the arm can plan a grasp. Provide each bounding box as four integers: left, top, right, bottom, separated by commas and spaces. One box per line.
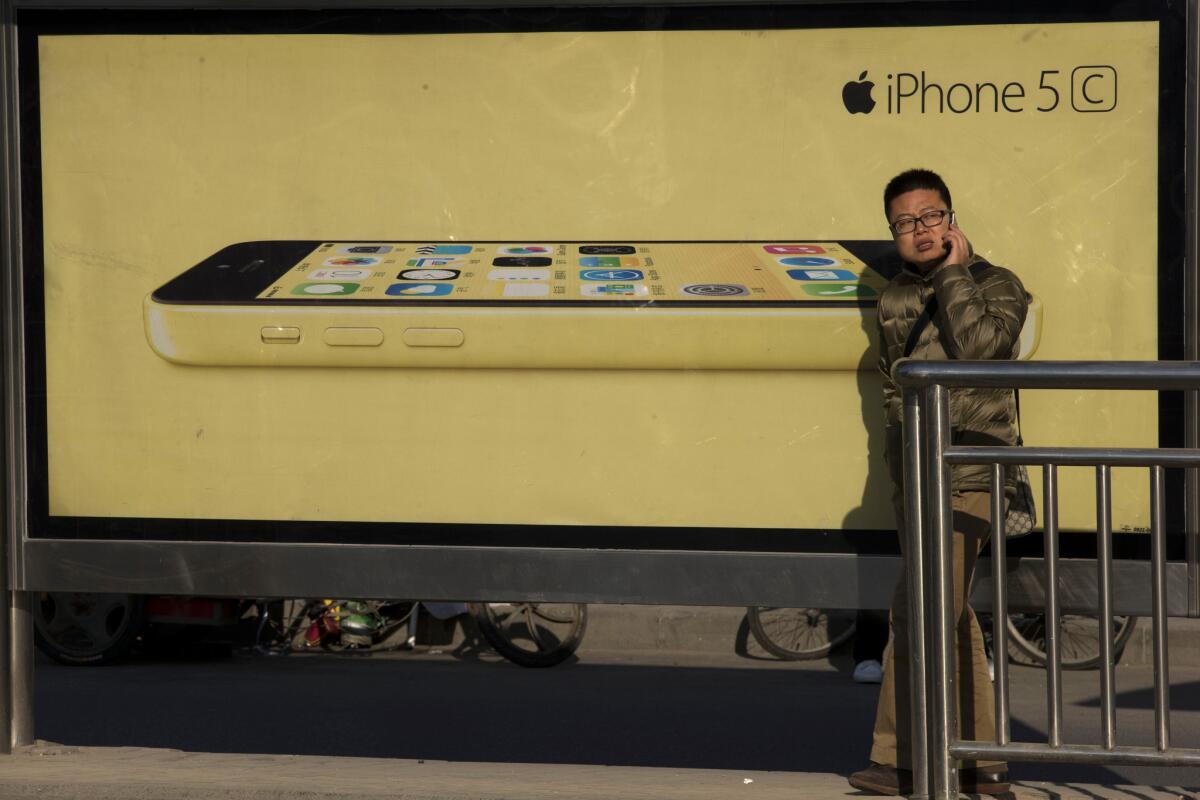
883, 168, 952, 218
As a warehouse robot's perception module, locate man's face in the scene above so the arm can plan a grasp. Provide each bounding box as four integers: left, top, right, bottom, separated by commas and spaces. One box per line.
887, 188, 952, 270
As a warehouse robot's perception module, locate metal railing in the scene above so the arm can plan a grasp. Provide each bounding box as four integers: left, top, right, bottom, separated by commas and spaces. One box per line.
897, 360, 1200, 800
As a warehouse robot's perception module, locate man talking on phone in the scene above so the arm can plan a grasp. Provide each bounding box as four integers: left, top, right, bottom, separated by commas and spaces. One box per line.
848, 169, 1028, 796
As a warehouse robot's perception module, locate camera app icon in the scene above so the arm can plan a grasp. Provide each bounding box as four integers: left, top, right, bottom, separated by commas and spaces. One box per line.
1071, 66, 1117, 112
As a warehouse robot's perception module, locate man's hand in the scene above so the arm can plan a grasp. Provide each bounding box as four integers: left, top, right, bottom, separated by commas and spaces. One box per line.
940, 221, 969, 269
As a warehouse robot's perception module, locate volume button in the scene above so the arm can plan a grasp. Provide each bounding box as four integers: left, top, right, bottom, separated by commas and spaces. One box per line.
402, 328, 465, 347
324, 327, 385, 347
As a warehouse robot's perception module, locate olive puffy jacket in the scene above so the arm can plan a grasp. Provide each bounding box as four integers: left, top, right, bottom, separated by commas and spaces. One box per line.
878, 252, 1030, 492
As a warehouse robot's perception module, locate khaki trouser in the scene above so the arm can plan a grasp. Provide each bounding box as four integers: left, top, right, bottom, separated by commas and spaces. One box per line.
869, 490, 1004, 770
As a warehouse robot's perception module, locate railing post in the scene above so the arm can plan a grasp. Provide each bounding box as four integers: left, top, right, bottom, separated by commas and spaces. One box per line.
926, 384, 958, 800
1044, 465, 1064, 747
1150, 466, 1172, 751
989, 464, 1010, 747
1096, 466, 1117, 750
902, 387, 930, 799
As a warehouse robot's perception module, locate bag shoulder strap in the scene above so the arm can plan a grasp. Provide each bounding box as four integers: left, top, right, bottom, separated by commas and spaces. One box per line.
1014, 386, 1024, 446
901, 259, 991, 358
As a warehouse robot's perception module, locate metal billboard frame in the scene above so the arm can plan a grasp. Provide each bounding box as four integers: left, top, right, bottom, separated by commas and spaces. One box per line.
5, 0, 1194, 600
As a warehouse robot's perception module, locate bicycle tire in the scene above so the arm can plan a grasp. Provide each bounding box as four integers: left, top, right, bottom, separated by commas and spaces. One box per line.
468, 602, 587, 668
1005, 613, 1138, 670
746, 607, 857, 661
33, 592, 146, 666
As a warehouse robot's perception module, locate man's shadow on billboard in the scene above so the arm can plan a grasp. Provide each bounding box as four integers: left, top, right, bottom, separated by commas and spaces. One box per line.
836, 245, 904, 674
734, 243, 902, 670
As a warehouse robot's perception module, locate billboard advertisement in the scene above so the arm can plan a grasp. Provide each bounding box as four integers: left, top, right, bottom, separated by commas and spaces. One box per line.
19, 2, 1186, 552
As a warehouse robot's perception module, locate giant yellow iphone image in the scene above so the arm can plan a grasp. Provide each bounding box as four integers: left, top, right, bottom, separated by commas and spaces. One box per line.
145, 240, 1044, 369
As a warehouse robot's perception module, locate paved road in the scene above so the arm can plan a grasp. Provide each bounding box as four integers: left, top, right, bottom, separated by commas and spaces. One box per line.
31, 636, 1200, 790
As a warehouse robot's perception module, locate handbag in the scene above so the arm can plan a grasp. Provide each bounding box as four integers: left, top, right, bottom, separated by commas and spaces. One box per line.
902, 260, 1037, 538
1004, 391, 1037, 537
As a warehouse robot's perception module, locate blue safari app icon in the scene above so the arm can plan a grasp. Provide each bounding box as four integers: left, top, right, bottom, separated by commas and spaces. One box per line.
580, 269, 645, 282
386, 283, 454, 297
786, 268, 857, 281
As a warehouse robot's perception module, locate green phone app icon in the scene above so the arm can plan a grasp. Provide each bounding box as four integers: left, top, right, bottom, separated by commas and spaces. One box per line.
292, 282, 360, 296
801, 282, 877, 298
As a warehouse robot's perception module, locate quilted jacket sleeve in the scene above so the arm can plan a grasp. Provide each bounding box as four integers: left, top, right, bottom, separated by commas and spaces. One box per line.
877, 302, 900, 422
929, 262, 1028, 359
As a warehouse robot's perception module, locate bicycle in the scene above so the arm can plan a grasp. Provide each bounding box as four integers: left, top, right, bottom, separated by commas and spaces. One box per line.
982, 611, 1138, 670
252, 598, 587, 668
745, 607, 858, 660
747, 605, 1138, 669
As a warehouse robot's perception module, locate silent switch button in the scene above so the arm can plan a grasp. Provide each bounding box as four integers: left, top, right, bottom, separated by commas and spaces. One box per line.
261, 326, 300, 344
403, 328, 465, 348
324, 327, 384, 347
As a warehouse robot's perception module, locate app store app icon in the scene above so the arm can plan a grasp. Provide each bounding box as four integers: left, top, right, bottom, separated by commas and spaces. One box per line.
580, 269, 644, 282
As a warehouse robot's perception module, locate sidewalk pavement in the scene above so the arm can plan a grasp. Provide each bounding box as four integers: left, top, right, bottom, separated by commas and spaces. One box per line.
1, 742, 1196, 800
19, 605, 1200, 799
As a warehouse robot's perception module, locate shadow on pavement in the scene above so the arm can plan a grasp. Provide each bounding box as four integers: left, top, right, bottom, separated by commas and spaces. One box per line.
33, 651, 1200, 789
1075, 680, 1200, 712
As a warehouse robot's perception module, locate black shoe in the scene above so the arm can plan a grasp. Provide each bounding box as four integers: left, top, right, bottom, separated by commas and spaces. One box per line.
848, 763, 1009, 797
960, 766, 1009, 795
848, 762, 913, 796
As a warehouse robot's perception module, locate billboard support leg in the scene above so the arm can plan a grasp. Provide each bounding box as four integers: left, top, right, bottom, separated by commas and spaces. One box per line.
10, 590, 32, 748
0, 573, 9, 757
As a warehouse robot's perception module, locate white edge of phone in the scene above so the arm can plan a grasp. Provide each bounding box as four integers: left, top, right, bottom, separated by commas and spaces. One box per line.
142, 293, 1044, 370
1016, 296, 1042, 361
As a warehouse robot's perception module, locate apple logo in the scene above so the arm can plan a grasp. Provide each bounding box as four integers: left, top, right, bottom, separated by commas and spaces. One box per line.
843, 70, 876, 114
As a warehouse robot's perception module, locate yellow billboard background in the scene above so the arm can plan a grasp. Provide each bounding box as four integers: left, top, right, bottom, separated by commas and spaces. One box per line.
38, 21, 1160, 532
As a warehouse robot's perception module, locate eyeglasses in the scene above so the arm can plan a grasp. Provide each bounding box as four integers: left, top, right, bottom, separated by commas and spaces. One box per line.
889, 209, 949, 235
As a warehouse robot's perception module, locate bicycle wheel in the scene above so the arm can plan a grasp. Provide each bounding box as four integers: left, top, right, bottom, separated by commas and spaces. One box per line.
468, 602, 587, 668
33, 592, 146, 666
1005, 613, 1138, 669
746, 607, 857, 660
